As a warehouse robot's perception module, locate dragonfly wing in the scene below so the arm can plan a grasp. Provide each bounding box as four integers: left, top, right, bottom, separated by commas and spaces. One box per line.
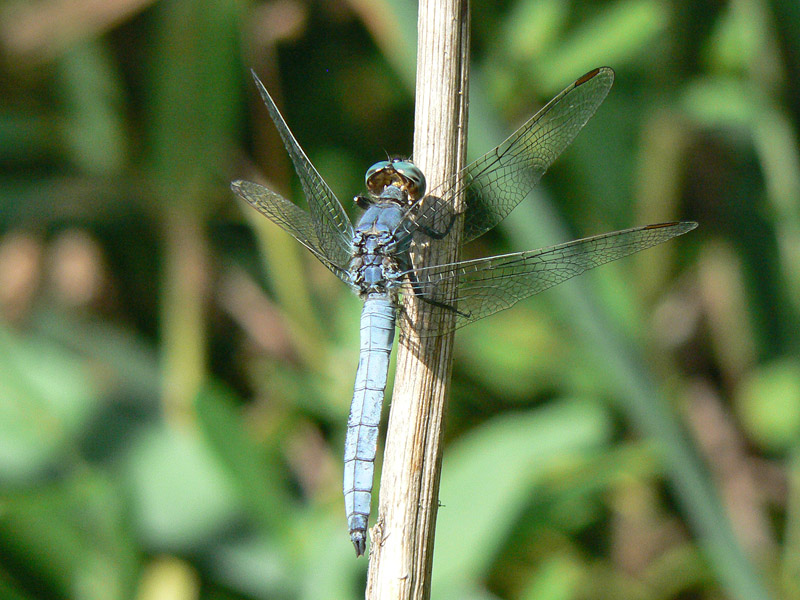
232, 179, 352, 283
409, 67, 615, 244
249, 71, 354, 268
401, 221, 697, 336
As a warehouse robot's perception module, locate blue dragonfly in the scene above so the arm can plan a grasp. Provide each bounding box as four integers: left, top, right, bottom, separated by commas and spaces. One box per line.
231, 67, 696, 556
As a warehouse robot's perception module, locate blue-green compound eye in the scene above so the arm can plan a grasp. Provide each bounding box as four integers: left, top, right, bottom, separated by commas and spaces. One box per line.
365, 159, 426, 202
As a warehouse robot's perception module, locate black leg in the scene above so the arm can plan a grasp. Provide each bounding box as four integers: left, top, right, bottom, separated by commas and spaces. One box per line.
413, 209, 460, 240
402, 257, 469, 318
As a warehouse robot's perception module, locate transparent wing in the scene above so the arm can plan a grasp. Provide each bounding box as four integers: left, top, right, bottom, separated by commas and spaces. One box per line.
231, 179, 352, 283
409, 67, 615, 244
400, 221, 698, 336
247, 71, 354, 269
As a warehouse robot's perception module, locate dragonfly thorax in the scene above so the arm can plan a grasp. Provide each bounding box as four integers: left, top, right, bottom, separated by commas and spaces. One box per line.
349, 201, 413, 297
364, 159, 426, 203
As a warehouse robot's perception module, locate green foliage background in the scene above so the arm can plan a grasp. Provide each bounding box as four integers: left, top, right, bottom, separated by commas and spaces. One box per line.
1, 0, 799, 599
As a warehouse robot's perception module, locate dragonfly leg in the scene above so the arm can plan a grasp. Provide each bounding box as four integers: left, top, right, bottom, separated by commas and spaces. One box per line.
401, 257, 469, 318
353, 194, 371, 209
413, 209, 460, 240
418, 293, 469, 317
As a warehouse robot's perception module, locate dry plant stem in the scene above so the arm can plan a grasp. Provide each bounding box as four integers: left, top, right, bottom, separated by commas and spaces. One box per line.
365, 1, 469, 598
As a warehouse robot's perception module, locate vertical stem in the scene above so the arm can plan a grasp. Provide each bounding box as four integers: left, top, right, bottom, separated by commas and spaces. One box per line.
365, 1, 469, 598
161, 207, 207, 425
782, 446, 800, 598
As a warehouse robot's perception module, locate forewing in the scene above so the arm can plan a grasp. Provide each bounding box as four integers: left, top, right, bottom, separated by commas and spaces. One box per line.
231, 179, 352, 283
401, 221, 697, 336
409, 67, 615, 244
250, 71, 354, 266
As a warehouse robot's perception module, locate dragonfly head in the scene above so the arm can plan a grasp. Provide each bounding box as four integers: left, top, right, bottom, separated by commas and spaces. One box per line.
365, 159, 426, 204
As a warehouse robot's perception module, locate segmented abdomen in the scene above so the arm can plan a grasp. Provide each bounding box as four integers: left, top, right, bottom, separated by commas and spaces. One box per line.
343, 294, 396, 556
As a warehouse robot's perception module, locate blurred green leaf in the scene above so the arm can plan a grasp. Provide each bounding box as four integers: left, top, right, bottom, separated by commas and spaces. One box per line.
204, 534, 296, 599
455, 308, 571, 399
504, 0, 569, 61
122, 421, 241, 551
520, 554, 583, 600
0, 473, 137, 600
56, 39, 127, 174
0, 323, 97, 484
195, 381, 291, 531
681, 77, 758, 130
736, 358, 800, 451
533, 0, 669, 93
434, 398, 612, 584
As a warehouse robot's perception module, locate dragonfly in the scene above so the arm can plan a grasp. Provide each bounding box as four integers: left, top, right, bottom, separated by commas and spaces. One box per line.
231, 66, 697, 557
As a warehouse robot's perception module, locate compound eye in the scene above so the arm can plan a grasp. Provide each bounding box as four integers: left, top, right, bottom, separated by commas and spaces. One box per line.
365, 161, 393, 194
364, 159, 426, 202
389, 160, 426, 201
